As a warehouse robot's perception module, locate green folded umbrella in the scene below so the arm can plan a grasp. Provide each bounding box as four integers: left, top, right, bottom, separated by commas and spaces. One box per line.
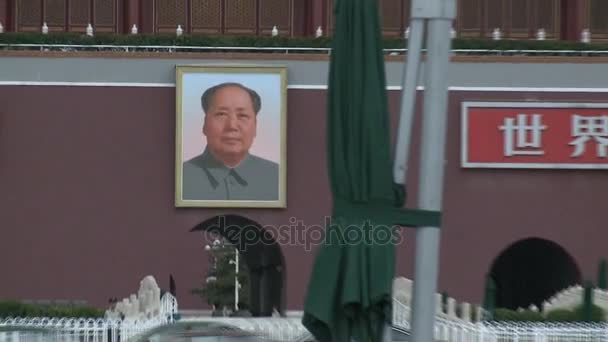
301, 0, 440, 341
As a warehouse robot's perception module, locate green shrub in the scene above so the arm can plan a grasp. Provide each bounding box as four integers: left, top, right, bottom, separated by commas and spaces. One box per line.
0, 300, 28, 318
495, 305, 606, 323
545, 304, 605, 322
518, 310, 545, 322
494, 308, 544, 322
573, 304, 606, 322
1, 32, 608, 52
0, 300, 104, 318
546, 308, 577, 322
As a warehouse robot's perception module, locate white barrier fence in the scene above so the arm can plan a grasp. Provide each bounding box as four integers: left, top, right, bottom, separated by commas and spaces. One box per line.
0, 293, 178, 342
393, 276, 486, 324
2, 295, 608, 342
0, 316, 170, 342
433, 320, 608, 342
395, 297, 608, 342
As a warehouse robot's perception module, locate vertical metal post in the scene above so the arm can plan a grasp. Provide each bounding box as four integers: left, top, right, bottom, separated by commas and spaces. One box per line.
410, 18, 452, 342
400, 1, 456, 342
234, 250, 239, 311
393, 18, 424, 185
389, 13, 426, 342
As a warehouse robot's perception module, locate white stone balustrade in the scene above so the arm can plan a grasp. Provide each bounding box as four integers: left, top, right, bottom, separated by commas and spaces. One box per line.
392, 276, 485, 323
461, 302, 471, 322
538, 284, 608, 316
394, 278, 608, 323
105, 275, 164, 321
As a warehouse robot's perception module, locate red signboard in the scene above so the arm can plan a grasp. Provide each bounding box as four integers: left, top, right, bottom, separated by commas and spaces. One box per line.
461, 101, 608, 169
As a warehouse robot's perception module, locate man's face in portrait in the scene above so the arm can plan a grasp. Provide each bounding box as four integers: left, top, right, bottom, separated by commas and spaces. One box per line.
203, 85, 257, 167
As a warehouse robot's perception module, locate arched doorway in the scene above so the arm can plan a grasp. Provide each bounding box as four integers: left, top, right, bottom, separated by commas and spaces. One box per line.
488, 237, 582, 311
191, 214, 286, 317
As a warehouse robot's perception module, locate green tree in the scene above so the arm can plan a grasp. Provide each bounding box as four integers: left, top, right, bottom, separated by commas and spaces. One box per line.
483, 275, 496, 320
192, 239, 249, 311
598, 259, 607, 290
582, 280, 594, 322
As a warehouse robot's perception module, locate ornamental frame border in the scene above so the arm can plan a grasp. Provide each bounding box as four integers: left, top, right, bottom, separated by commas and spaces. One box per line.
460, 100, 608, 170
174, 64, 288, 208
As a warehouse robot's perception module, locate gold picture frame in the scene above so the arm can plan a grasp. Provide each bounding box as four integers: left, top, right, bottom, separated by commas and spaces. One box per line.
175, 65, 287, 208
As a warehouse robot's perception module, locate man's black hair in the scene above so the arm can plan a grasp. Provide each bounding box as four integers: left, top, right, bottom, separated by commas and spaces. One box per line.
201, 82, 262, 114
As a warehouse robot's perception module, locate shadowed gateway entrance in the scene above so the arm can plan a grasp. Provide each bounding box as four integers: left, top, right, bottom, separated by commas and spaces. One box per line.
489, 237, 582, 311
191, 214, 286, 317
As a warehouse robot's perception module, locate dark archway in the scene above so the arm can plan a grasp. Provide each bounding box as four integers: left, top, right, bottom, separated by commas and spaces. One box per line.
489, 237, 582, 311
191, 214, 286, 317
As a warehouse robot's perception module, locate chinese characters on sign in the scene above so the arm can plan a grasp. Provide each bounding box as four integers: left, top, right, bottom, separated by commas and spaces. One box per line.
462, 101, 608, 169
499, 114, 546, 156
569, 115, 608, 157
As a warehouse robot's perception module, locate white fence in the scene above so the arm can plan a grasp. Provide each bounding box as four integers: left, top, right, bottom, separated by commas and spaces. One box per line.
432, 320, 608, 342
394, 297, 608, 342
393, 276, 486, 324
0, 293, 178, 342
2, 295, 608, 342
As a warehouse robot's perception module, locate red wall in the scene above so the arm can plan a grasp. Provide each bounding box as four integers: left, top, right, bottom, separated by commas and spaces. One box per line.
436, 91, 608, 303
0, 86, 331, 310
0, 0, 7, 30
0, 85, 607, 310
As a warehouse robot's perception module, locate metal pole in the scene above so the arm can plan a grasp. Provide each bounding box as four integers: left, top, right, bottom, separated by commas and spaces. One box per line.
389, 11, 426, 342
235, 250, 239, 311
393, 18, 424, 185
409, 3, 454, 342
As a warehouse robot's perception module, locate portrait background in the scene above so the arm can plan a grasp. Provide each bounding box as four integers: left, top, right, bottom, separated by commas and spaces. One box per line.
181, 72, 282, 164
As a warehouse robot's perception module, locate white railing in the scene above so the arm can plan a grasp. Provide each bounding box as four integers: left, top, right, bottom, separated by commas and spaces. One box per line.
393, 296, 608, 342
432, 320, 608, 342
0, 317, 120, 341
393, 297, 411, 331
2, 294, 608, 342
0, 315, 169, 342
0, 293, 178, 342
160, 292, 178, 320
2, 43, 608, 57
393, 276, 486, 324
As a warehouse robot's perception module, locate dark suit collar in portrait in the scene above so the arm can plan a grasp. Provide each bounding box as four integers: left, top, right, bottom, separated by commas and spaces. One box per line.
182, 146, 279, 201
190, 147, 250, 189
